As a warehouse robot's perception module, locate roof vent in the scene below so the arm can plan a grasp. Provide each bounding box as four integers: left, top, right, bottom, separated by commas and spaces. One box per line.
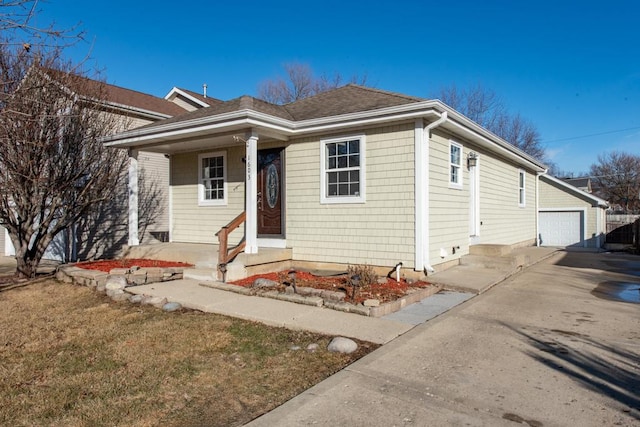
203, 83, 207, 98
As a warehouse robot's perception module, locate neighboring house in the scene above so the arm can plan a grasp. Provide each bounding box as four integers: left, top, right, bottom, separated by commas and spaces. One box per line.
104, 84, 551, 277
539, 174, 608, 248
164, 86, 222, 111
1, 74, 203, 260
562, 177, 592, 193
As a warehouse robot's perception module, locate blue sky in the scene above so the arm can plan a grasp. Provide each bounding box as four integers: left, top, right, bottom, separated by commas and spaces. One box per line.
36, 0, 639, 175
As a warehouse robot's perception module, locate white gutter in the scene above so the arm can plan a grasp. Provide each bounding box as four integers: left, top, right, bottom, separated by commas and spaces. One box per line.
415, 111, 448, 274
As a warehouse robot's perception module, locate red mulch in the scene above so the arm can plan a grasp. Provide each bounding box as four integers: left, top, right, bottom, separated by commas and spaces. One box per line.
231, 271, 431, 304
74, 259, 193, 273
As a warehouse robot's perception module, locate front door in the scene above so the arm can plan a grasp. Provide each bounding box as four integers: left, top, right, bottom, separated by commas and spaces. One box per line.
257, 148, 283, 236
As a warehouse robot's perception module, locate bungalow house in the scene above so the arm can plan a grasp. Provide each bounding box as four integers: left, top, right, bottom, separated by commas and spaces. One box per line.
539, 174, 608, 248
104, 84, 552, 279
0, 75, 219, 261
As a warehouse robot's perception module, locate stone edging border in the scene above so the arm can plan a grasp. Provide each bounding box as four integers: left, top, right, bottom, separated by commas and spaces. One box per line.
199, 281, 443, 317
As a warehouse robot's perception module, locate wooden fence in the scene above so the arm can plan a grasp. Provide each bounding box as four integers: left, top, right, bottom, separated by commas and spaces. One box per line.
606, 214, 640, 248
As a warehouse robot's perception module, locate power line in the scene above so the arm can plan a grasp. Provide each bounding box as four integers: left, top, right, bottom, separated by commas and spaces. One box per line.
542, 125, 640, 144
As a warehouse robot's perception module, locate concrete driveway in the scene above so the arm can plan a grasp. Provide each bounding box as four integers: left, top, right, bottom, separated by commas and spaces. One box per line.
248, 251, 640, 426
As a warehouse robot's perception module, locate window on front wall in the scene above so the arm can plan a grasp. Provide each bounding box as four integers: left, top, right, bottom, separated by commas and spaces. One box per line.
198, 151, 226, 206
449, 141, 463, 188
320, 135, 365, 204
518, 169, 526, 207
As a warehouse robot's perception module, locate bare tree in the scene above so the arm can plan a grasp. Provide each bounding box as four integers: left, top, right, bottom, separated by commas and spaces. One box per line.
0, 0, 84, 49
589, 151, 640, 212
434, 84, 547, 161
0, 48, 127, 278
258, 62, 368, 104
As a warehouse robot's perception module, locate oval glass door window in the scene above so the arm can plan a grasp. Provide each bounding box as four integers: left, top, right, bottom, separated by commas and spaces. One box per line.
266, 164, 279, 209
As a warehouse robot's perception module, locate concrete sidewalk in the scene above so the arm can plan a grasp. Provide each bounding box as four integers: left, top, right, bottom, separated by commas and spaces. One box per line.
125, 247, 558, 344
246, 251, 640, 426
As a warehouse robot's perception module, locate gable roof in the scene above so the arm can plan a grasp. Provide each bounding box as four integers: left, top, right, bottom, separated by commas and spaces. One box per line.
543, 174, 608, 207
103, 84, 548, 172
165, 87, 224, 108
562, 177, 592, 191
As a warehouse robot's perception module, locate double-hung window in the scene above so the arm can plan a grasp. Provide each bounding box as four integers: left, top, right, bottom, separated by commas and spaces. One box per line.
198, 151, 227, 206
518, 169, 526, 207
320, 135, 365, 204
449, 141, 463, 189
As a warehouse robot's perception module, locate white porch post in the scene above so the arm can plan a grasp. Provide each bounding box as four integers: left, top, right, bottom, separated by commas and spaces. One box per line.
245, 130, 258, 254
128, 148, 140, 246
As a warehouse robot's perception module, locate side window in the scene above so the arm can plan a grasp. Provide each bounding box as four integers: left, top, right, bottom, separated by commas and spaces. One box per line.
449, 141, 463, 189
198, 151, 227, 206
320, 135, 366, 204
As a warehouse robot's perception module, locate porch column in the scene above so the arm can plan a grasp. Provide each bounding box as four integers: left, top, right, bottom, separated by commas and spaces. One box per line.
245, 130, 258, 254
128, 148, 140, 246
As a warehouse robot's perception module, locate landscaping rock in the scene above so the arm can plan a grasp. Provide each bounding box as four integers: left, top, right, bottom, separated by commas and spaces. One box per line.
142, 296, 167, 308
307, 343, 319, 353
109, 268, 130, 275
328, 337, 358, 354
252, 278, 278, 288
289, 345, 301, 351
363, 299, 381, 307
128, 294, 144, 304
105, 276, 127, 291
162, 302, 182, 312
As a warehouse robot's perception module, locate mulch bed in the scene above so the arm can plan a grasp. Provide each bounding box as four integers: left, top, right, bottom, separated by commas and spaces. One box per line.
74, 259, 193, 273
232, 271, 431, 304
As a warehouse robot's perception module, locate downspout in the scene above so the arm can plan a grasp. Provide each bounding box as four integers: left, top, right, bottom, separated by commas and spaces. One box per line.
417, 111, 448, 274
535, 171, 546, 246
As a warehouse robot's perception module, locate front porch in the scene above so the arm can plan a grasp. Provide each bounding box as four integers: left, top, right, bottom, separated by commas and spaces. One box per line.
120, 242, 292, 281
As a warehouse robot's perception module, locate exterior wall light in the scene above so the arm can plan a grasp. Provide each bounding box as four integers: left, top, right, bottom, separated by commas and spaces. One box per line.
468, 151, 478, 168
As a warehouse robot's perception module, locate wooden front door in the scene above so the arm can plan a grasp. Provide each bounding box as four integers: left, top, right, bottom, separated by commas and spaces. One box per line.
257, 148, 283, 236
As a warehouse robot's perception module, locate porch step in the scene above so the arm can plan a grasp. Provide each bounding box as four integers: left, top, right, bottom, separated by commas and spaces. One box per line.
183, 268, 217, 281
469, 244, 512, 257
460, 254, 528, 270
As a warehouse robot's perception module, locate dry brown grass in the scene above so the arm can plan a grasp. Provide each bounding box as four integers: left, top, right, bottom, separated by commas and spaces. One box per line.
0, 278, 377, 426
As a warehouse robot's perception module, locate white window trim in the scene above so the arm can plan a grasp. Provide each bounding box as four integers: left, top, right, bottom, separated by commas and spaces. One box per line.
518, 169, 526, 207
449, 140, 463, 189
320, 135, 366, 204
198, 151, 227, 206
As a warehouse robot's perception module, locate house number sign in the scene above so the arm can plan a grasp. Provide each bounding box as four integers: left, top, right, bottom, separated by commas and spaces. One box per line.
266, 164, 278, 209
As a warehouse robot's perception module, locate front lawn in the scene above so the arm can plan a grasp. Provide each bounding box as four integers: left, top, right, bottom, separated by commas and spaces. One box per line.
0, 279, 376, 426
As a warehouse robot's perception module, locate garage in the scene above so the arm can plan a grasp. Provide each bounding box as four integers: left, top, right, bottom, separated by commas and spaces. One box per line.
538, 210, 584, 247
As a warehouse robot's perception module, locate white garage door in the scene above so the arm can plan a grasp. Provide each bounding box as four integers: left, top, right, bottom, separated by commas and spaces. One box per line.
539, 211, 583, 247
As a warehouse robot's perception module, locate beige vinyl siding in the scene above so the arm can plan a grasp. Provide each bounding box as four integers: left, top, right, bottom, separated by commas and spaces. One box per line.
539, 177, 603, 247
286, 124, 416, 268
168, 96, 201, 112
138, 151, 169, 237
170, 146, 246, 245
476, 151, 537, 244
428, 130, 537, 266
428, 131, 471, 265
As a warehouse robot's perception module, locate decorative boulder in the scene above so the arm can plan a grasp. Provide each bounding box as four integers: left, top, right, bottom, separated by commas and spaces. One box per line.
162, 302, 183, 312
105, 276, 127, 291
327, 337, 358, 354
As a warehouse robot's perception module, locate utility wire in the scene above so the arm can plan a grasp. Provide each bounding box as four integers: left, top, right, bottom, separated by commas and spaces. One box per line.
542, 125, 640, 144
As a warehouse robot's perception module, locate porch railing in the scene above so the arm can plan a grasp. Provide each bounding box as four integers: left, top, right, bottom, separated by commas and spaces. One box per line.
215, 211, 246, 278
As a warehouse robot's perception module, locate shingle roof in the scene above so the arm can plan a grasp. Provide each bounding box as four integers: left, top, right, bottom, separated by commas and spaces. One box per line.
133, 84, 425, 131
43, 68, 187, 117
175, 87, 223, 107
283, 84, 424, 120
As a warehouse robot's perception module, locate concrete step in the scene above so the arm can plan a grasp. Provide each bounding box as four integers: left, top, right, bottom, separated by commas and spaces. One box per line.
469, 244, 512, 257
183, 268, 217, 281
460, 253, 528, 270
